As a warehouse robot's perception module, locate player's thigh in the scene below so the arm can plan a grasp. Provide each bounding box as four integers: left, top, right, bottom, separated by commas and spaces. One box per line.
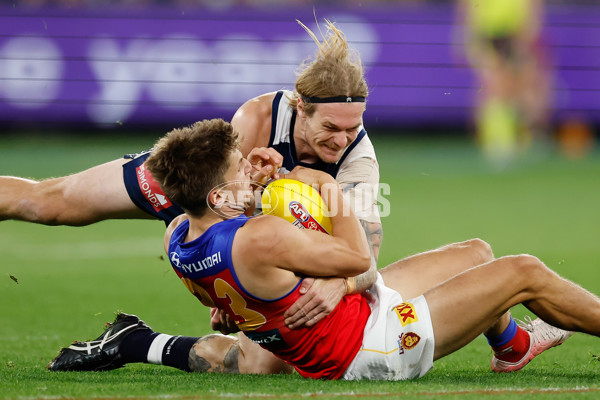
380, 239, 493, 299
237, 332, 293, 375
56, 158, 149, 224
425, 255, 533, 360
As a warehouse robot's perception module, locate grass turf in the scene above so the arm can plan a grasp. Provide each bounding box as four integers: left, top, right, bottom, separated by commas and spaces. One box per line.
1, 133, 599, 399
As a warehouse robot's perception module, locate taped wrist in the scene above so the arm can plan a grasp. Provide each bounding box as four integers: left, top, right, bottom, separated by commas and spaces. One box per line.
344, 277, 357, 295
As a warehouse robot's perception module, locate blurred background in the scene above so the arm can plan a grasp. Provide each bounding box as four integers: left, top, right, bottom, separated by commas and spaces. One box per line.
0, 0, 598, 161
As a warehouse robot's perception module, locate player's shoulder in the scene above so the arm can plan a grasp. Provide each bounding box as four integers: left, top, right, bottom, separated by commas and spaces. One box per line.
166, 214, 188, 237
234, 215, 290, 257
241, 214, 287, 234
233, 92, 278, 154
233, 92, 277, 123
239, 214, 297, 241
343, 129, 378, 163
163, 214, 189, 251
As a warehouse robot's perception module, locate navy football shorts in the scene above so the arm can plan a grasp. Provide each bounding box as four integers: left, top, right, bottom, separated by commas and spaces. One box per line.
122, 150, 184, 225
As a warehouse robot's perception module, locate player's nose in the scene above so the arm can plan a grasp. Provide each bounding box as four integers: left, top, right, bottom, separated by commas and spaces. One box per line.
331, 132, 347, 149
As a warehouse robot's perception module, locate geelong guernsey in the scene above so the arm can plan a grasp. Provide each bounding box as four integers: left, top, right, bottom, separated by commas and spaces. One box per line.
168, 215, 372, 379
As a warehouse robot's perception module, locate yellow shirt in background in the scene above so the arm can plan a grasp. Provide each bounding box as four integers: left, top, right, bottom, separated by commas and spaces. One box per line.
467, 0, 532, 37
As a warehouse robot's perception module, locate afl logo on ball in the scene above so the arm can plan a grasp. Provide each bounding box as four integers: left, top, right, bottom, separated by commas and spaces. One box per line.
289, 201, 327, 233
289, 201, 310, 222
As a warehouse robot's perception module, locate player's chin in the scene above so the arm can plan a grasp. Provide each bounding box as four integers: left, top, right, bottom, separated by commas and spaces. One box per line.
318, 148, 343, 164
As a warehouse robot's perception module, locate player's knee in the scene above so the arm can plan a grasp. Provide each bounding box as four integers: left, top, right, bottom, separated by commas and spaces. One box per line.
12, 180, 70, 225
23, 196, 79, 226
450, 238, 493, 265
28, 181, 96, 226
15, 197, 58, 225
464, 238, 494, 264
507, 254, 548, 281
514, 254, 543, 268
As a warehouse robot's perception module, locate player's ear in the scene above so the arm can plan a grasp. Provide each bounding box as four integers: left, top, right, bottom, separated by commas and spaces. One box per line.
211, 186, 239, 210
296, 96, 305, 117
207, 189, 222, 208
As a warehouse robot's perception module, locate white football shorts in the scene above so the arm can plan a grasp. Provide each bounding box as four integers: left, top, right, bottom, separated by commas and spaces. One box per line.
342, 273, 435, 380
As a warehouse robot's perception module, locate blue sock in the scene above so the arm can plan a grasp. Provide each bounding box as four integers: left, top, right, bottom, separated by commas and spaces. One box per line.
486, 317, 518, 348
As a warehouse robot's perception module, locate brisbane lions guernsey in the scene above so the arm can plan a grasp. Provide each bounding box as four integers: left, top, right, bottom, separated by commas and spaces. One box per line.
168, 215, 372, 380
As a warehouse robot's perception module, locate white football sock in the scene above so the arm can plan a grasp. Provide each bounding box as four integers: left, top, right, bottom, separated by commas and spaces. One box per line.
146, 333, 173, 365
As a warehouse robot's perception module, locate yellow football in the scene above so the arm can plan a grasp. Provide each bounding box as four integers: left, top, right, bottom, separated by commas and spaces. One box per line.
261, 178, 332, 234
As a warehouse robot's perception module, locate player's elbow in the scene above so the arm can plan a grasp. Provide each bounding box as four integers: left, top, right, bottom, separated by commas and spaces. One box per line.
360, 252, 371, 271
348, 252, 371, 276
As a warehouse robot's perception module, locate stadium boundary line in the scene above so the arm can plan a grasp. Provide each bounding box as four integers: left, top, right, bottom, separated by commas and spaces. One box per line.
27, 387, 600, 400
188, 387, 600, 399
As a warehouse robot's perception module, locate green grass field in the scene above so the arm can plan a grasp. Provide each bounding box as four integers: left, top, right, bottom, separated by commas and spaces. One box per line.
1, 133, 599, 399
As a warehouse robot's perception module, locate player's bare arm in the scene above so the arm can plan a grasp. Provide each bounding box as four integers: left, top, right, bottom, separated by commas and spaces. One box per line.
281, 162, 379, 328
232, 92, 278, 156
354, 219, 381, 283
237, 167, 370, 288
336, 156, 382, 288
234, 215, 370, 297
284, 209, 381, 329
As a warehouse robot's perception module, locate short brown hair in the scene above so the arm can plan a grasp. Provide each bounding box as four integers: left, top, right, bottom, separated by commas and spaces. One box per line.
145, 119, 239, 217
290, 20, 369, 116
